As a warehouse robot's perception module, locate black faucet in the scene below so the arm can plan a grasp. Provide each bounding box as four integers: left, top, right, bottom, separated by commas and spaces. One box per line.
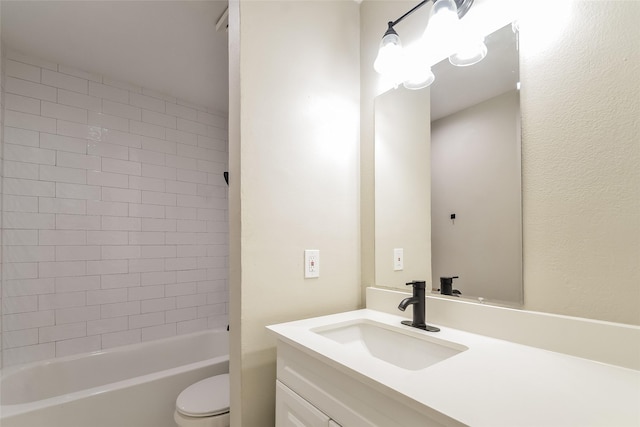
398, 280, 440, 332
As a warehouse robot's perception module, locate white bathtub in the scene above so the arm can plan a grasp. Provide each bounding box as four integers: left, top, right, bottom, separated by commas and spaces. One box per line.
0, 329, 229, 427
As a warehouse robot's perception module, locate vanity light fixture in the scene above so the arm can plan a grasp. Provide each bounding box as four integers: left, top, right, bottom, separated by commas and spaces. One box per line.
374, 0, 487, 90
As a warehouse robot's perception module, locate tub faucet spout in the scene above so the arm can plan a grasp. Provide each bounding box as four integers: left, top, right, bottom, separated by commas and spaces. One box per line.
399, 280, 440, 332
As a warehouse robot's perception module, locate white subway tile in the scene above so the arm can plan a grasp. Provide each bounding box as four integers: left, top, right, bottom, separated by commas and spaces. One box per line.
2, 329, 39, 349
56, 183, 101, 200
130, 120, 165, 139
55, 276, 101, 293
165, 257, 198, 271
2, 343, 55, 367
5, 126, 40, 147
40, 322, 86, 343
55, 245, 101, 261
3, 194, 39, 212
129, 204, 165, 219
87, 171, 129, 189
4, 262, 40, 280
101, 216, 141, 231
177, 118, 208, 136
87, 317, 128, 335
166, 308, 197, 324
102, 77, 141, 94
207, 126, 227, 140
141, 136, 176, 154
128, 148, 165, 166
87, 289, 127, 305
56, 214, 101, 230
140, 245, 176, 259
39, 197, 86, 214
5, 93, 41, 115
198, 136, 227, 153
57, 152, 101, 171
57, 120, 102, 141
141, 164, 176, 180
41, 101, 87, 124
166, 102, 197, 121
176, 169, 207, 185
129, 176, 165, 193
165, 282, 197, 297
58, 89, 102, 112
56, 336, 101, 357
101, 129, 141, 148
102, 158, 141, 176
177, 220, 207, 233
38, 291, 86, 311
3, 296, 38, 314
100, 302, 140, 319
6, 110, 56, 133
197, 111, 227, 128
165, 128, 198, 146
57, 64, 102, 83
128, 258, 164, 273
39, 230, 87, 247
141, 218, 176, 232
178, 269, 207, 284
177, 245, 207, 258
88, 81, 128, 103
102, 187, 141, 203
176, 195, 208, 209
141, 271, 176, 286
142, 87, 176, 104
6, 76, 57, 101
197, 304, 226, 319
3, 310, 55, 331
198, 208, 225, 222
5, 144, 56, 165
166, 155, 196, 170
130, 92, 165, 113
88, 111, 129, 132
40, 165, 87, 184
177, 144, 216, 161
87, 141, 129, 160
55, 306, 100, 324
5, 207, 56, 227
4, 246, 55, 263
87, 231, 128, 246
102, 99, 140, 121
87, 200, 128, 216
129, 312, 164, 329
3, 230, 39, 246
129, 231, 165, 245
177, 318, 208, 334
142, 191, 176, 206
101, 273, 140, 289
101, 245, 141, 260
86, 260, 128, 275
166, 206, 197, 220
39, 261, 86, 278
40, 133, 88, 154
141, 109, 176, 129
4, 178, 55, 196
6, 59, 41, 82
42, 69, 88, 94
141, 323, 176, 342
6, 50, 57, 70
101, 329, 140, 349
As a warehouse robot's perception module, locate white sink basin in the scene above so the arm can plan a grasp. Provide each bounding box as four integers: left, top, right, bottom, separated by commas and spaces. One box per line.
312, 319, 467, 370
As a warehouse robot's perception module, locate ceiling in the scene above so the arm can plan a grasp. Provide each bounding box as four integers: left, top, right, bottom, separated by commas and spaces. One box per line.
1, 0, 230, 113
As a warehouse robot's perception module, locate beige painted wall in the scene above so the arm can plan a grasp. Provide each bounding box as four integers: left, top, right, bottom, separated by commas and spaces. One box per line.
229, 1, 361, 426
374, 87, 431, 287
431, 90, 522, 304
362, 0, 640, 325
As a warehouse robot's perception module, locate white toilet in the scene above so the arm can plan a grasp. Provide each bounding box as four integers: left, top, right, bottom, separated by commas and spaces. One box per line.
174, 374, 230, 427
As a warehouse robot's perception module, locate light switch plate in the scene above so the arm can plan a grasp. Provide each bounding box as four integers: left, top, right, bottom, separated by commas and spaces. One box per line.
394, 248, 404, 271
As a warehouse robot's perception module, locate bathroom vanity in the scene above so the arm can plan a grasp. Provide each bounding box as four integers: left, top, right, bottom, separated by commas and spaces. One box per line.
268, 309, 640, 427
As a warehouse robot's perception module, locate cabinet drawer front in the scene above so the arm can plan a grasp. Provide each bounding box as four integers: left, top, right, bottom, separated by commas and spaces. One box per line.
276, 380, 331, 427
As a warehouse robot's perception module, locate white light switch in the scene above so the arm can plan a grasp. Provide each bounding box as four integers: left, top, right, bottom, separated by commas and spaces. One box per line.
304, 249, 320, 278
394, 248, 404, 271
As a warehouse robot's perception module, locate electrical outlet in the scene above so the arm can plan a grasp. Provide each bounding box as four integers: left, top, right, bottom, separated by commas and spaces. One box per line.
304, 250, 320, 278
394, 248, 404, 271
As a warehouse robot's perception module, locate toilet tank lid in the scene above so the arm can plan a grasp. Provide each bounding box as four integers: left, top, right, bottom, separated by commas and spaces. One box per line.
176, 374, 230, 417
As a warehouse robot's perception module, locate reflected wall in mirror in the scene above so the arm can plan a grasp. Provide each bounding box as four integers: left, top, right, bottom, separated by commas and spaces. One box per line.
374, 23, 523, 305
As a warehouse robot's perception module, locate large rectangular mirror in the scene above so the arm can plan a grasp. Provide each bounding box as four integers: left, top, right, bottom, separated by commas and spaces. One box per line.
375, 23, 523, 306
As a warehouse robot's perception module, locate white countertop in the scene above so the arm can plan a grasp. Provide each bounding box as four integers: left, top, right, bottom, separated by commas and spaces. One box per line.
267, 309, 640, 427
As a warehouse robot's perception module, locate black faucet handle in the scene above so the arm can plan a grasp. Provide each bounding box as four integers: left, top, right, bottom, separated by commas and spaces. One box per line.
405, 280, 426, 289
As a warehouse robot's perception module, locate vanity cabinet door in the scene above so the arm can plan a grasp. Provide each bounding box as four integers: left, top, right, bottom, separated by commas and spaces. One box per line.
276, 380, 331, 427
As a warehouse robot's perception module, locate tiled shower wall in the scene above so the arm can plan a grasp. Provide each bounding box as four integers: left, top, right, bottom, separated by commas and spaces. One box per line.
1, 50, 228, 367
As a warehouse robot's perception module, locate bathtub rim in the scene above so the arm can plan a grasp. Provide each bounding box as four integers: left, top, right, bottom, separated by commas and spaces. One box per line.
0, 329, 229, 419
